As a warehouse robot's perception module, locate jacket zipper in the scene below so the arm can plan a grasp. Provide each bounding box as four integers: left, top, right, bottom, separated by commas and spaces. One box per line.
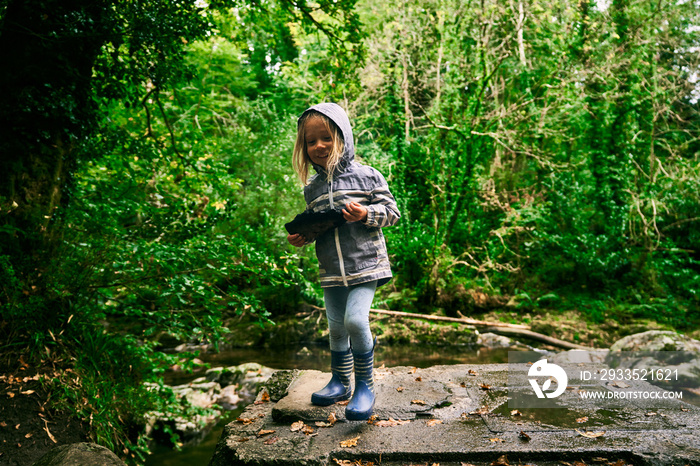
328, 177, 348, 287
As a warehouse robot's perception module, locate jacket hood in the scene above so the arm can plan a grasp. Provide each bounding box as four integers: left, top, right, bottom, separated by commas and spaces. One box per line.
300, 103, 355, 172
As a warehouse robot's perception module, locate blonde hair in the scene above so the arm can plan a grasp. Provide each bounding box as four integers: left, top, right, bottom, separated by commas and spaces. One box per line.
293, 111, 345, 185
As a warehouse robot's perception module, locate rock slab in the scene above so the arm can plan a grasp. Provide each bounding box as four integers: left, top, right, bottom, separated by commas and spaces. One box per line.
209, 364, 700, 466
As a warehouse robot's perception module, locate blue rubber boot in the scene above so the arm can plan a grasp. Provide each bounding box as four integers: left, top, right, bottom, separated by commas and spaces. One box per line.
311, 347, 353, 406
345, 342, 375, 420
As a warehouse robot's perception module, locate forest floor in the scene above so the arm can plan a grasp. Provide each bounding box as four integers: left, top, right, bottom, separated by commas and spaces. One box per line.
0, 359, 88, 466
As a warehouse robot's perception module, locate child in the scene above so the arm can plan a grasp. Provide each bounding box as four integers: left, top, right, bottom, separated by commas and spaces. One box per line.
287, 103, 400, 420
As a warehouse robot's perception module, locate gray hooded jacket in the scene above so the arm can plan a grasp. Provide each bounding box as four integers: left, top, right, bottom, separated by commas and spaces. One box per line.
301, 103, 400, 288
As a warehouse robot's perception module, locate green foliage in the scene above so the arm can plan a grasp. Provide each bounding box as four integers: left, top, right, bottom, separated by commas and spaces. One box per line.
351, 0, 699, 327
1, 0, 699, 462
0, 0, 364, 462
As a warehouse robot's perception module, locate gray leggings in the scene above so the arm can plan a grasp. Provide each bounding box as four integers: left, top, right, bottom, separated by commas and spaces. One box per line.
323, 280, 377, 353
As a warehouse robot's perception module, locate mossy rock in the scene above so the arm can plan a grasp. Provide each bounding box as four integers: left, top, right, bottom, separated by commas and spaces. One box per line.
32, 443, 124, 466
262, 369, 300, 401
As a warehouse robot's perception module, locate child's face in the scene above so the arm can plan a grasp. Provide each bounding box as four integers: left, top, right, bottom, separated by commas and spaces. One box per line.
304, 117, 333, 168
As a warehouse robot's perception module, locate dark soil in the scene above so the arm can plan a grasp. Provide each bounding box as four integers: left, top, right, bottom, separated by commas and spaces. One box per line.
0, 360, 88, 466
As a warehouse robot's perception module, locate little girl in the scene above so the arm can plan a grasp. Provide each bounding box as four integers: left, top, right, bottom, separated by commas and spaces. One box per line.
287, 103, 400, 420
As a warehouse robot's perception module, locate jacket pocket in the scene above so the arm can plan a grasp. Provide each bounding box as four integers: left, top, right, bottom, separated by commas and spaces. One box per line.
342, 223, 379, 273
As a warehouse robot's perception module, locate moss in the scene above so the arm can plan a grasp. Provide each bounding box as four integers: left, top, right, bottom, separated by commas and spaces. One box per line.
262, 369, 300, 402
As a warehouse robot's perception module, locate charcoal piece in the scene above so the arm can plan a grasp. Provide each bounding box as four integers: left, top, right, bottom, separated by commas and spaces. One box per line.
284, 210, 346, 242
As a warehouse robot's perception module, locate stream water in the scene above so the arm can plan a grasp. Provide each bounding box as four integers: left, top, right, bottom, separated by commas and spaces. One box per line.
144, 343, 511, 466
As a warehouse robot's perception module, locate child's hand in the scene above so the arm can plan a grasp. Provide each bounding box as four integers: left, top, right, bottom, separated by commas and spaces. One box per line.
343, 202, 368, 223
287, 233, 307, 247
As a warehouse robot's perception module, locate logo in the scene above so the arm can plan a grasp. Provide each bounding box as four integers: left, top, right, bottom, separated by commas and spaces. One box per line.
528, 359, 568, 399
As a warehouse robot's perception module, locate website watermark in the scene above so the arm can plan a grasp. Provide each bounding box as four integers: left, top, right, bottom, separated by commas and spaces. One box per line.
577, 390, 684, 401
507, 350, 697, 409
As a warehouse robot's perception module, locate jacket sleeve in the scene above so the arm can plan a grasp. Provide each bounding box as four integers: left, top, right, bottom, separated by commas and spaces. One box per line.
363, 171, 401, 228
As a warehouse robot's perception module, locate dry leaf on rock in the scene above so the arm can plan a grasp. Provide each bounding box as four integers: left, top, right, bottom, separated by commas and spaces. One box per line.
236, 417, 255, 425
257, 429, 275, 437
610, 381, 630, 388
518, 431, 531, 441
301, 425, 315, 435
373, 417, 410, 427
575, 417, 589, 423
411, 399, 426, 405
290, 421, 306, 432
324, 412, 337, 426
415, 376, 423, 382
468, 369, 479, 376
489, 437, 505, 442
426, 419, 443, 427
491, 454, 510, 465
340, 436, 360, 448
409, 367, 417, 374
263, 436, 279, 445
468, 406, 490, 415
255, 391, 271, 404
576, 429, 605, 438
396, 386, 405, 392
479, 383, 492, 390
510, 410, 522, 416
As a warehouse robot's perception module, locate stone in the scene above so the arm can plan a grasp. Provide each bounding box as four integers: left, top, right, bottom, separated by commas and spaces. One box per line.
171, 412, 221, 445
264, 369, 300, 402
550, 348, 610, 364
146, 363, 276, 447
205, 362, 275, 395
32, 443, 124, 466
476, 332, 513, 348
610, 330, 700, 352
284, 209, 346, 242
608, 330, 700, 387
172, 379, 221, 409
209, 363, 700, 466
216, 384, 242, 409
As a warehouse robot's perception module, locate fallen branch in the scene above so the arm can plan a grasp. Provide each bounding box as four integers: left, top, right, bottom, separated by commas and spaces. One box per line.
309, 305, 591, 350
481, 326, 589, 350
368, 308, 591, 350
369, 308, 528, 329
